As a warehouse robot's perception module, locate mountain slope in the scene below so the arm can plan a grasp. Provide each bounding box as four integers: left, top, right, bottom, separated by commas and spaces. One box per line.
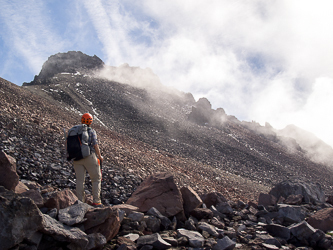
2, 51, 333, 204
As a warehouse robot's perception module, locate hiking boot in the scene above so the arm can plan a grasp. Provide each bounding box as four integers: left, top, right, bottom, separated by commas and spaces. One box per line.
92, 202, 103, 208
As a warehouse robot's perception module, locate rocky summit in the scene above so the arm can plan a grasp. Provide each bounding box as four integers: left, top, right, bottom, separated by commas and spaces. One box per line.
1, 51, 333, 249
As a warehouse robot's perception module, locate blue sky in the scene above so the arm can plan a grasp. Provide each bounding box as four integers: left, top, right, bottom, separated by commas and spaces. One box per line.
1, 0, 333, 147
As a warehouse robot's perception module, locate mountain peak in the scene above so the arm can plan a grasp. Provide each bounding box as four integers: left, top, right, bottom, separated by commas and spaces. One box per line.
24, 51, 104, 86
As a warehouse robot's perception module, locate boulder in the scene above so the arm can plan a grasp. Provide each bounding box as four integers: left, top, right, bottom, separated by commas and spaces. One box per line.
289, 221, 316, 241
269, 179, 325, 204
14, 181, 29, 194
137, 233, 171, 249
285, 194, 303, 205
265, 224, 291, 240
201, 192, 227, 208
216, 202, 233, 214
277, 204, 305, 223
144, 215, 161, 233
126, 172, 183, 217
212, 236, 236, 250
113, 204, 139, 216
21, 189, 44, 207
85, 207, 120, 241
190, 207, 214, 220
58, 200, 92, 226
0, 190, 43, 250
0, 151, 19, 190
86, 233, 107, 250
177, 229, 205, 248
147, 207, 172, 229
44, 189, 78, 210
198, 222, 219, 237
307, 208, 333, 232
181, 186, 203, 217
258, 193, 277, 207
41, 214, 88, 249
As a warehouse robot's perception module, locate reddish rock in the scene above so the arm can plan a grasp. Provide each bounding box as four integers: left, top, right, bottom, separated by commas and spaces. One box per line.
285, 194, 303, 205
0, 151, 19, 190
85, 208, 120, 241
258, 193, 277, 207
307, 208, 333, 232
126, 172, 183, 217
201, 192, 227, 208
44, 189, 78, 210
15, 181, 29, 194
181, 186, 203, 217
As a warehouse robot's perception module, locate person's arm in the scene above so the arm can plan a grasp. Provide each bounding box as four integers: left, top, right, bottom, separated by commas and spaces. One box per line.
94, 144, 103, 163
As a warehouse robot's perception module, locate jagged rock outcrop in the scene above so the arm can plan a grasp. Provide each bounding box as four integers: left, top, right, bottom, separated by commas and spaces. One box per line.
24, 51, 104, 86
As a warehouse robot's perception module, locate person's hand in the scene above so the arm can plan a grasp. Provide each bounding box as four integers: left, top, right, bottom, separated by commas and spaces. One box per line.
99, 156, 103, 164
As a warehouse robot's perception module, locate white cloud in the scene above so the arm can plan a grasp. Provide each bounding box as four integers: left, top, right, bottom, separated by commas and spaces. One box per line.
0, 0, 65, 74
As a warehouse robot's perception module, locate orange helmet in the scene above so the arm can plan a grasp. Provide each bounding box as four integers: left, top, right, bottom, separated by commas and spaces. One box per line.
81, 113, 93, 125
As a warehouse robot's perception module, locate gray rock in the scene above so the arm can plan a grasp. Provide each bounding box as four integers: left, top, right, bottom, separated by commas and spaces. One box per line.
269, 179, 325, 204
256, 234, 281, 248
127, 211, 145, 221
47, 208, 58, 219
185, 216, 198, 231
177, 228, 204, 248
213, 236, 236, 250
289, 221, 316, 241
198, 222, 219, 237
147, 207, 172, 229
216, 202, 233, 214
58, 200, 91, 226
86, 233, 107, 250
265, 224, 291, 240
144, 215, 161, 233
137, 233, 171, 249
41, 214, 89, 249
0, 191, 43, 250
278, 204, 305, 223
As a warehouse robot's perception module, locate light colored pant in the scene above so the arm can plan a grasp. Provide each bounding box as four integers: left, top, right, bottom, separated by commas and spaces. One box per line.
73, 153, 101, 204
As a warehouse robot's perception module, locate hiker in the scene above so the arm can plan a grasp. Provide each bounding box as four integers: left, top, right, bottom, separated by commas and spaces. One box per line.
67, 113, 103, 206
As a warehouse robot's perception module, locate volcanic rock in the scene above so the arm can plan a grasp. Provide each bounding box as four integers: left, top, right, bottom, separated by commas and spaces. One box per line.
269, 179, 325, 204
307, 208, 333, 232
0, 151, 19, 190
0, 189, 43, 250
126, 172, 183, 217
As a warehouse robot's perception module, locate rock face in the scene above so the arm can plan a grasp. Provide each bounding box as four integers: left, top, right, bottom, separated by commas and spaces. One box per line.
0, 151, 19, 190
269, 179, 325, 203
126, 172, 184, 217
25, 51, 104, 85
